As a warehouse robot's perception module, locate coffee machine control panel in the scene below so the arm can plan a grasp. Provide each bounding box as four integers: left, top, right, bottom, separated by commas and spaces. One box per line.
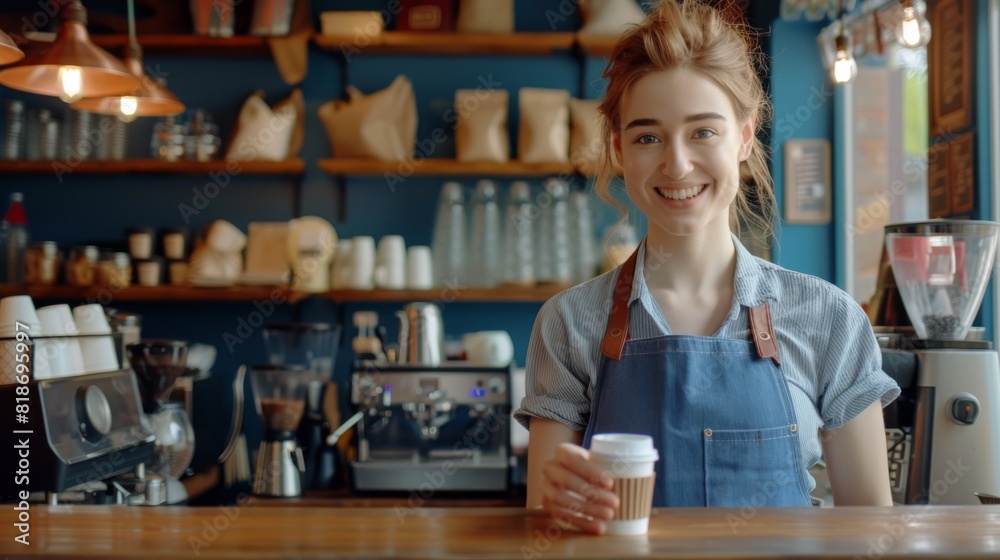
353, 369, 509, 406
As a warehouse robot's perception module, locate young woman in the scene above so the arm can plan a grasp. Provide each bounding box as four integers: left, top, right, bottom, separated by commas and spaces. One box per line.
513, 0, 900, 534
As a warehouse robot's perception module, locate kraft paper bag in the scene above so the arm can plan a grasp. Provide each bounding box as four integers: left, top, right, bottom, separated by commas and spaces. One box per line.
225, 89, 302, 161
569, 98, 602, 173
579, 0, 645, 36
267, 0, 314, 85
457, 0, 514, 33
456, 89, 509, 163
318, 75, 418, 161
518, 88, 570, 164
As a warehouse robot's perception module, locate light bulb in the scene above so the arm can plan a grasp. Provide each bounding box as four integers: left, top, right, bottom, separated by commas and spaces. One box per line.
896, 2, 931, 48
831, 35, 858, 84
57, 66, 83, 103
119, 96, 138, 122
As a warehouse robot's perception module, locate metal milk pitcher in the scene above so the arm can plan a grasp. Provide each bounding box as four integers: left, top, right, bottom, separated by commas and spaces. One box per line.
396, 302, 443, 366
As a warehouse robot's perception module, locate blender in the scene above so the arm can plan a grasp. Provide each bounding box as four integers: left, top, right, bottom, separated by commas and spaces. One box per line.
877, 220, 1000, 505
249, 364, 325, 497
262, 323, 341, 490
126, 339, 194, 505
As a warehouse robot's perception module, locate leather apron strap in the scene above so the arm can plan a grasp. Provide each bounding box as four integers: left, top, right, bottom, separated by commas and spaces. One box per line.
600, 244, 781, 365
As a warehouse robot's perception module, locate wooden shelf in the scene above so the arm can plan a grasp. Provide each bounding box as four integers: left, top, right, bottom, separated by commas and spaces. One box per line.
317, 158, 575, 177
91, 35, 272, 57
0, 284, 565, 303
313, 32, 575, 55
322, 285, 568, 303
575, 35, 618, 57
0, 158, 305, 175
0, 284, 292, 302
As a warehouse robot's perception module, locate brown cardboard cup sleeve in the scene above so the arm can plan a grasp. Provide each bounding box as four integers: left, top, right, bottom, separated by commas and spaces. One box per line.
612, 473, 656, 521
318, 75, 418, 161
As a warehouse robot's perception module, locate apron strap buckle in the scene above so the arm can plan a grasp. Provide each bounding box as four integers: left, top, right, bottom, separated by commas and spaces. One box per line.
749, 302, 781, 366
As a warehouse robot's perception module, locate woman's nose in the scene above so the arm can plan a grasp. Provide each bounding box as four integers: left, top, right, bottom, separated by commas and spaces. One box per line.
660, 142, 694, 179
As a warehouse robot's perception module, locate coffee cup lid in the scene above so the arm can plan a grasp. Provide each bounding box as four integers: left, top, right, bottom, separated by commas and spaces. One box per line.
589, 433, 659, 463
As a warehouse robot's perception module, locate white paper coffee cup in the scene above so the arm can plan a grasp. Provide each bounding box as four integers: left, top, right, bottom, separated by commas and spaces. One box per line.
589, 433, 659, 536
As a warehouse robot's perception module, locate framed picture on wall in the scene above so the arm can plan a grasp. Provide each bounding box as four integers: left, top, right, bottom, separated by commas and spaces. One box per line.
783, 139, 831, 224
929, 0, 973, 135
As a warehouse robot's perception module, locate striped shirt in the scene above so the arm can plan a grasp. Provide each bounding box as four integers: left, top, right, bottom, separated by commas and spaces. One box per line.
514, 235, 901, 475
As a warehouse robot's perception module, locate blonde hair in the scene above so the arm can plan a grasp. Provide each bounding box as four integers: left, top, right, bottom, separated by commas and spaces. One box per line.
595, 0, 775, 243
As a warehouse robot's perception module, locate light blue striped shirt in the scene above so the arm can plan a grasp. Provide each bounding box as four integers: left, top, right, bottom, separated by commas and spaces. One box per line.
514, 235, 901, 473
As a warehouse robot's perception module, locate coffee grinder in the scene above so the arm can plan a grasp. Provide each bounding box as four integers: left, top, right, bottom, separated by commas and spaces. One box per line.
126, 339, 195, 505
876, 220, 1000, 505
262, 323, 341, 490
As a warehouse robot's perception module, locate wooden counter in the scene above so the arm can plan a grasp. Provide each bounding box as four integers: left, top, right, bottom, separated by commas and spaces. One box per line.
1, 505, 998, 559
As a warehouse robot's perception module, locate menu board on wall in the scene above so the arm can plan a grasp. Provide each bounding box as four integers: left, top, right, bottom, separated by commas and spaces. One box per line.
950, 131, 975, 214
929, 0, 973, 135
928, 142, 950, 217
784, 139, 831, 224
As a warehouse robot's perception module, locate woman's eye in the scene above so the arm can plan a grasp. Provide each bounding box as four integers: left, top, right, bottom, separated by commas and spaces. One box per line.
693, 128, 716, 139
635, 134, 659, 144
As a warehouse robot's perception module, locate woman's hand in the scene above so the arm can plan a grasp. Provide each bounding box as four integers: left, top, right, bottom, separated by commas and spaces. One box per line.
540, 442, 621, 535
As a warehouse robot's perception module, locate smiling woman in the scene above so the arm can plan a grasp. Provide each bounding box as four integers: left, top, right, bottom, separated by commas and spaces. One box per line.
515, 0, 901, 536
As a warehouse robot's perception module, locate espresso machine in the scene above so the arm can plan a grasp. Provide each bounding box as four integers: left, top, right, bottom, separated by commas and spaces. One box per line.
0, 360, 161, 505
874, 220, 1000, 505
347, 303, 513, 493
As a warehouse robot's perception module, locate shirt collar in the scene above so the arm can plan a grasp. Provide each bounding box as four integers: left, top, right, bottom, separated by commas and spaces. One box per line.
627, 233, 774, 309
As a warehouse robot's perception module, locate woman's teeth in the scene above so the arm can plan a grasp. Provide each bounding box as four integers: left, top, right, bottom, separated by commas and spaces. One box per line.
658, 185, 706, 200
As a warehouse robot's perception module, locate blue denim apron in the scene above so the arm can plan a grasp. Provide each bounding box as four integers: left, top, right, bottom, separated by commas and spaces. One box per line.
582, 246, 813, 507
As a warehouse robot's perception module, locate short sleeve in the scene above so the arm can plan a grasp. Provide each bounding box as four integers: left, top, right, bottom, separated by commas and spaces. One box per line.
513, 298, 592, 432
817, 293, 901, 431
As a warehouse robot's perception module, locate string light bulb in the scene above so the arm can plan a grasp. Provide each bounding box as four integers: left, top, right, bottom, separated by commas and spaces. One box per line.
119, 96, 138, 121
896, 0, 932, 48
831, 33, 858, 84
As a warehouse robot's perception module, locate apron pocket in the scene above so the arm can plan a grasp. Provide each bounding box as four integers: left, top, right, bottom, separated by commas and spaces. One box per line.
703, 424, 808, 507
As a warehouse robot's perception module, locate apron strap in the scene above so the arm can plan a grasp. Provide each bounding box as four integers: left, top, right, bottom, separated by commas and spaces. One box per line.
748, 302, 781, 366
600, 245, 640, 361
600, 244, 781, 366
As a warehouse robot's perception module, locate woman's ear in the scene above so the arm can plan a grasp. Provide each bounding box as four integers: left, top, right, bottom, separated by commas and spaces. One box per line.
738, 111, 756, 162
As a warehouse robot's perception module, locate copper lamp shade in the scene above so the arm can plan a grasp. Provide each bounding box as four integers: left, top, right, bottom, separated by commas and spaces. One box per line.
0, 1, 141, 101
72, 43, 185, 118
0, 30, 25, 66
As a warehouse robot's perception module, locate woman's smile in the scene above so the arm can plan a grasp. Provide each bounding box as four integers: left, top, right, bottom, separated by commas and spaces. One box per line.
654, 184, 709, 206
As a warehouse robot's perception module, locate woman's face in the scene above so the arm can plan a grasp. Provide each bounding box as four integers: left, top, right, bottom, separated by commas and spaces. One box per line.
615, 68, 754, 239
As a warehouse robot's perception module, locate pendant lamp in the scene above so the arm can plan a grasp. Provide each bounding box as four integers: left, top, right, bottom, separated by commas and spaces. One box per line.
72, 42, 185, 121
0, 30, 25, 66
0, 1, 141, 103
72, 0, 184, 121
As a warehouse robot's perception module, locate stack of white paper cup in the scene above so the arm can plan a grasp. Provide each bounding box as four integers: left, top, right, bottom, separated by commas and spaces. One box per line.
0, 295, 43, 383
589, 433, 659, 536
72, 304, 120, 374
36, 304, 87, 378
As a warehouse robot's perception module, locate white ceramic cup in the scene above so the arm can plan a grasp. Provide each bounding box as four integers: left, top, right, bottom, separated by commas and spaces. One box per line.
169, 261, 189, 286
137, 260, 162, 287
375, 235, 407, 290
72, 304, 119, 374
348, 236, 376, 290
589, 433, 659, 536
463, 331, 514, 366
406, 246, 433, 290
0, 295, 41, 335
36, 304, 86, 376
330, 239, 353, 289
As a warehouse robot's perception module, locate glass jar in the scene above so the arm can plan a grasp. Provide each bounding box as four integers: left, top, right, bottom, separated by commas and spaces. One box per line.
66, 245, 99, 287
96, 252, 132, 289
24, 241, 62, 285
